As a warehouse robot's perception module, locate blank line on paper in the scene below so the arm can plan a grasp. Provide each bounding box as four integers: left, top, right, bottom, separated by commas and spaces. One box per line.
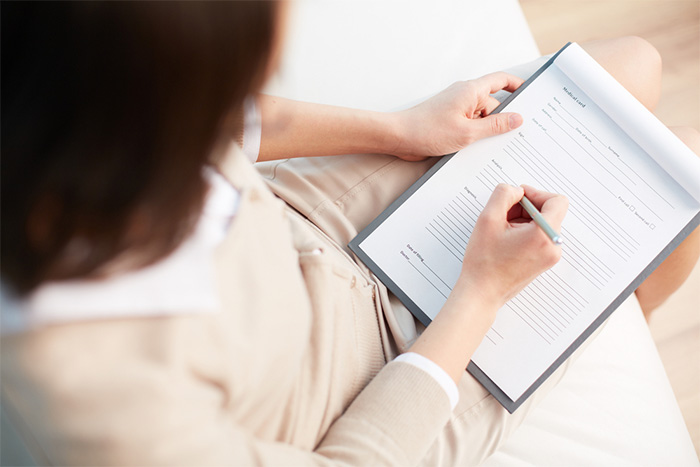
540, 107, 664, 221
556, 101, 675, 210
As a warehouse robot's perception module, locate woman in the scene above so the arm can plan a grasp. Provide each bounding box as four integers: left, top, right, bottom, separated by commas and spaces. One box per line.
2, 2, 697, 465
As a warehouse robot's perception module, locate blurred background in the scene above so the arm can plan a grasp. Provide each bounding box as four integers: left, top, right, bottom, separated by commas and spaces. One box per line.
521, 0, 700, 456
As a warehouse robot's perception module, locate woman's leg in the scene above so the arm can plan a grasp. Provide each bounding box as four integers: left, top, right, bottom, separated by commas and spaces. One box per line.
635, 127, 700, 316
580, 36, 662, 111
256, 152, 439, 252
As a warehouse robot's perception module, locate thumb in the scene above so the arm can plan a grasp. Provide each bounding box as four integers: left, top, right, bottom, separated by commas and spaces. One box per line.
470, 112, 523, 140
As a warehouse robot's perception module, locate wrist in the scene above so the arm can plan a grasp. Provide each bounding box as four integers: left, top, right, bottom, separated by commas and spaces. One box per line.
450, 273, 503, 320
374, 111, 406, 156
338, 109, 404, 156
409, 290, 499, 383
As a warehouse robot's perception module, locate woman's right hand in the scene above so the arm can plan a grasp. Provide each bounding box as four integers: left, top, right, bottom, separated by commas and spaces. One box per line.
455, 183, 568, 312
407, 184, 568, 384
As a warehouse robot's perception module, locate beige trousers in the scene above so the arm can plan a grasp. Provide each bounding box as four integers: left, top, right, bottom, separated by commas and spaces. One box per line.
256, 55, 591, 465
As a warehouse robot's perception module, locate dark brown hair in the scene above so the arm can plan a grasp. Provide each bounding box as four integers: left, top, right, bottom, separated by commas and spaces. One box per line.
1, 1, 280, 295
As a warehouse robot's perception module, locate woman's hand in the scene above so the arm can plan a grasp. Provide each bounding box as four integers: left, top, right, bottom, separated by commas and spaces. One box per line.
391, 73, 525, 161
408, 184, 568, 383
455, 184, 568, 310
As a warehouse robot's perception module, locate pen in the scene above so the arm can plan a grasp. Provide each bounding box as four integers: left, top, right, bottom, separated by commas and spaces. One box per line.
519, 195, 563, 245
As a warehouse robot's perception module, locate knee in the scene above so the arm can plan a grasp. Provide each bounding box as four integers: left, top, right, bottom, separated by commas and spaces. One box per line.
670, 126, 700, 155
618, 36, 662, 67
616, 36, 662, 110
584, 36, 662, 111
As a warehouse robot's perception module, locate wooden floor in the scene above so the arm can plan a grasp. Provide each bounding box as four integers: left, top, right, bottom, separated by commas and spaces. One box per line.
520, 0, 700, 457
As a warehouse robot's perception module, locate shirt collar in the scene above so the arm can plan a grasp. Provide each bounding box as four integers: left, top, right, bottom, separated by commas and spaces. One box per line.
1, 160, 243, 334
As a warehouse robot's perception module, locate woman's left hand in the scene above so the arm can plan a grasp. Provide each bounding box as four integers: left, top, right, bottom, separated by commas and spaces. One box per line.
390, 72, 525, 161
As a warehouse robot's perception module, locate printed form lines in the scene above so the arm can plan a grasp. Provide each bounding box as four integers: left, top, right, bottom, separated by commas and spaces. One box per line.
510, 138, 638, 263
407, 260, 449, 300
557, 102, 675, 210
518, 136, 640, 248
544, 104, 670, 220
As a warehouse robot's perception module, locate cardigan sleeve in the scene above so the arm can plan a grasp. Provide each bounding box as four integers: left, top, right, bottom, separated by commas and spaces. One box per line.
2, 330, 453, 467
208, 362, 453, 466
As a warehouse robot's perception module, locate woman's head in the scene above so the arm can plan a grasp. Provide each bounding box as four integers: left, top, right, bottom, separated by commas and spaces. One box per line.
2, 2, 282, 295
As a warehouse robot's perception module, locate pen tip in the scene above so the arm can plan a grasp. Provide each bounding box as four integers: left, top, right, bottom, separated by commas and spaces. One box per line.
553, 236, 563, 245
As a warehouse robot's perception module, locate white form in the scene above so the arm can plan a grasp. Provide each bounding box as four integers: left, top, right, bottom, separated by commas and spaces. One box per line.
357, 44, 700, 402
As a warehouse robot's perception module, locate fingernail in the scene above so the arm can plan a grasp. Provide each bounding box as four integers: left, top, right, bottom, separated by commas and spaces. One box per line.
509, 114, 523, 129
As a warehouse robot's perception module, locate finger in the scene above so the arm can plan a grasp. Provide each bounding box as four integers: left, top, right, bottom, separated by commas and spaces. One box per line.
539, 195, 568, 230
506, 202, 526, 221
522, 185, 568, 230
397, 154, 430, 162
469, 112, 523, 140
475, 72, 525, 95
482, 96, 502, 116
471, 108, 484, 119
481, 184, 525, 223
521, 184, 561, 206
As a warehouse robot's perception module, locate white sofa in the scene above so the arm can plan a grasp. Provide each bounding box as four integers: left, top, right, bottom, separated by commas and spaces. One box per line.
264, 0, 698, 465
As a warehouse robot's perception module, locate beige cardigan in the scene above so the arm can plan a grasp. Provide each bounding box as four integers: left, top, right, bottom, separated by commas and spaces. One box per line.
1, 146, 453, 465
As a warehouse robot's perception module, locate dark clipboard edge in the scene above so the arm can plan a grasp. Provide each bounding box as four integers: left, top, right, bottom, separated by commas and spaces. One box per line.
348, 41, 699, 413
